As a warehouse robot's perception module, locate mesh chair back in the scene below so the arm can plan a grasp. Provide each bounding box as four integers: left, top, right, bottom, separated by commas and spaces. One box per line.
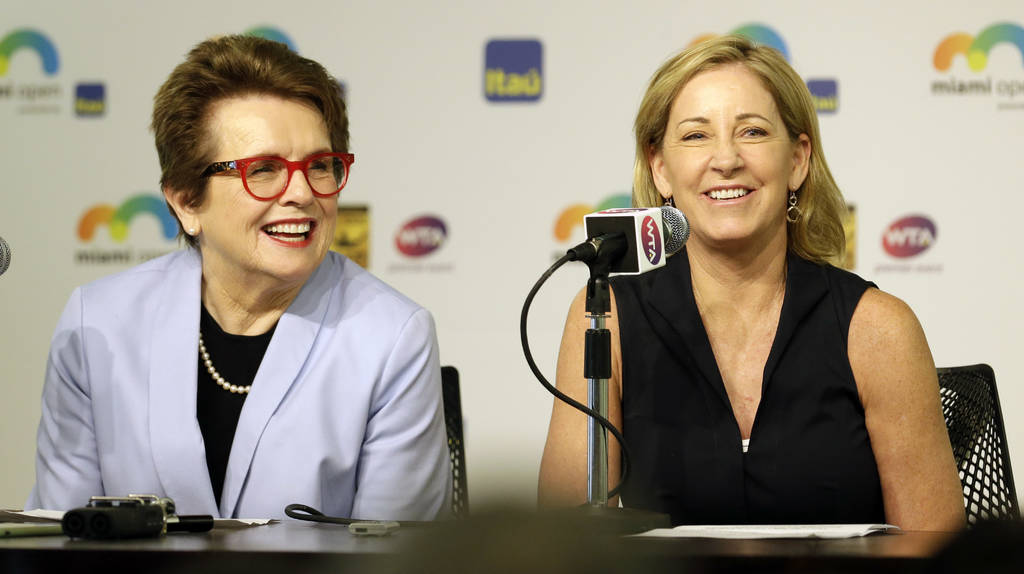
441, 366, 469, 518
937, 364, 1019, 524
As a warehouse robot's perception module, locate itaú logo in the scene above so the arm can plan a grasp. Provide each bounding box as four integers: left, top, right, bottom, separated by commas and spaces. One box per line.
642, 215, 662, 264
882, 216, 937, 258
395, 215, 447, 257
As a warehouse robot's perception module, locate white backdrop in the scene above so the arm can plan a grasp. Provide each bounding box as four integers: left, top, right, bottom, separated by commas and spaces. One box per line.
1, 0, 1022, 511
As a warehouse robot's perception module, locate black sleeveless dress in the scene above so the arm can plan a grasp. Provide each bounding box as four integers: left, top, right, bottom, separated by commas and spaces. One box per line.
609, 249, 885, 525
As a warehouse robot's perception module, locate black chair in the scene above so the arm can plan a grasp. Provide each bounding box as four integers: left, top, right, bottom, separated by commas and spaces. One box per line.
937, 364, 1020, 525
441, 366, 469, 518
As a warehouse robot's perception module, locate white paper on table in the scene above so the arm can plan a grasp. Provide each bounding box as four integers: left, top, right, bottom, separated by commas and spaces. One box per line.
18, 509, 64, 521
16, 509, 273, 526
631, 523, 900, 539
215, 518, 274, 526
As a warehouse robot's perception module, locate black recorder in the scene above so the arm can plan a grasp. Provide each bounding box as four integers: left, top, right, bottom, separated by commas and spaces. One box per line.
62, 494, 213, 540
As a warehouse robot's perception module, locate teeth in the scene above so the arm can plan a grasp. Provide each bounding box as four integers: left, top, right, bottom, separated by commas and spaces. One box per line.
709, 188, 749, 200
264, 222, 311, 234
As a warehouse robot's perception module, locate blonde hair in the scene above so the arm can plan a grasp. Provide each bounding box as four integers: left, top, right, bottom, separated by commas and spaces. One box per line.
632, 35, 846, 264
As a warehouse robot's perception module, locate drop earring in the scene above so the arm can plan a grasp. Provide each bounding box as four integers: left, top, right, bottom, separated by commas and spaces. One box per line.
786, 191, 802, 223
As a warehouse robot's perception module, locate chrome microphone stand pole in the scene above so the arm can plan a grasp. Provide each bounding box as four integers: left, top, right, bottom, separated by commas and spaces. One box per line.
584, 272, 612, 507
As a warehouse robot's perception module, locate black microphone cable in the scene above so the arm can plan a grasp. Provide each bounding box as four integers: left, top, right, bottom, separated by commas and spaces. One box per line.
520, 253, 631, 501
285, 503, 430, 527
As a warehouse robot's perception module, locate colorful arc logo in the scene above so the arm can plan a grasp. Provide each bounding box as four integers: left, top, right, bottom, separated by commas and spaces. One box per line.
934, 22, 1024, 71
0, 29, 58, 77
244, 26, 297, 51
690, 24, 789, 61
554, 194, 632, 241
77, 194, 178, 243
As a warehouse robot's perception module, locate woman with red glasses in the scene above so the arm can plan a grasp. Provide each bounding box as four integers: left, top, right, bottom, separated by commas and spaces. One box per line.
27, 36, 451, 521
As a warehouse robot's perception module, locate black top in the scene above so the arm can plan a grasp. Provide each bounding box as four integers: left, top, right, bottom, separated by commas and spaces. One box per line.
197, 305, 276, 507
609, 249, 885, 525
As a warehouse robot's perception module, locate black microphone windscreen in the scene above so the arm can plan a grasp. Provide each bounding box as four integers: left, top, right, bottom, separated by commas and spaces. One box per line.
0, 236, 10, 277
659, 206, 690, 255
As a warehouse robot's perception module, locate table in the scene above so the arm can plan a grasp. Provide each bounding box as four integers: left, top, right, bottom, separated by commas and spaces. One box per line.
0, 516, 962, 574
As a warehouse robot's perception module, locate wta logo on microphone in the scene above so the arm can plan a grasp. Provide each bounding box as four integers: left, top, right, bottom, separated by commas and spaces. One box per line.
642, 215, 662, 265
584, 208, 670, 275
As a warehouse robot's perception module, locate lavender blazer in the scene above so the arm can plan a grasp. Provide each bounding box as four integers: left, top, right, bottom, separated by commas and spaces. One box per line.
27, 249, 451, 519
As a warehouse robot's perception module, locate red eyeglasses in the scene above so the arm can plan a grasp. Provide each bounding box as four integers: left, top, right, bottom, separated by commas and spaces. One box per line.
201, 152, 355, 201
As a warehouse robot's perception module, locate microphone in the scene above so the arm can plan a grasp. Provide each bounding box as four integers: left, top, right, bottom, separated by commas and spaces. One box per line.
567, 206, 689, 274
0, 235, 10, 277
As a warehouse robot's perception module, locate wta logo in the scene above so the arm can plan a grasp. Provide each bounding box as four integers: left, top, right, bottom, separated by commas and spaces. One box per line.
641, 215, 662, 265
0, 29, 58, 77
77, 194, 178, 243
553, 194, 631, 241
934, 23, 1024, 72
882, 215, 937, 258
395, 215, 447, 257
244, 26, 297, 51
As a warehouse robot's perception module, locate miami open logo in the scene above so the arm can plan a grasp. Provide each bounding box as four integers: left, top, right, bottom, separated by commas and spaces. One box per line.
0, 28, 64, 114
553, 194, 632, 243
934, 23, 1024, 72
932, 22, 1024, 108
0, 29, 58, 77
690, 24, 790, 61
244, 26, 297, 52
77, 194, 178, 243
75, 194, 178, 265
689, 24, 837, 114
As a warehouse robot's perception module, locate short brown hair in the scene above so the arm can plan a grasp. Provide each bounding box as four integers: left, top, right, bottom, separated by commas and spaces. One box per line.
152, 35, 349, 247
633, 35, 846, 264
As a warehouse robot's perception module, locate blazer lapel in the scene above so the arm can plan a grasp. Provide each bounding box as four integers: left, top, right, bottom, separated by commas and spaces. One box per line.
148, 249, 219, 515
219, 255, 340, 517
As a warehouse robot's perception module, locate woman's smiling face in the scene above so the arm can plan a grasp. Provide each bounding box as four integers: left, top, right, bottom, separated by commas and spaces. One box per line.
173, 94, 340, 290
650, 63, 810, 252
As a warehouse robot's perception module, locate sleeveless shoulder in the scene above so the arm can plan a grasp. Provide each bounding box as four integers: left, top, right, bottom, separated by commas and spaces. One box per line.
818, 263, 877, 347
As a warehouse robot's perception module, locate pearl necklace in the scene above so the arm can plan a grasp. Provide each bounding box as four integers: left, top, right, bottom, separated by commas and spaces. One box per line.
198, 332, 251, 394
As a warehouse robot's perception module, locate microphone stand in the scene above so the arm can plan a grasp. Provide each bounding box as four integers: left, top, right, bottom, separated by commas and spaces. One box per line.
529, 231, 670, 534
584, 261, 613, 508
575, 255, 670, 534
